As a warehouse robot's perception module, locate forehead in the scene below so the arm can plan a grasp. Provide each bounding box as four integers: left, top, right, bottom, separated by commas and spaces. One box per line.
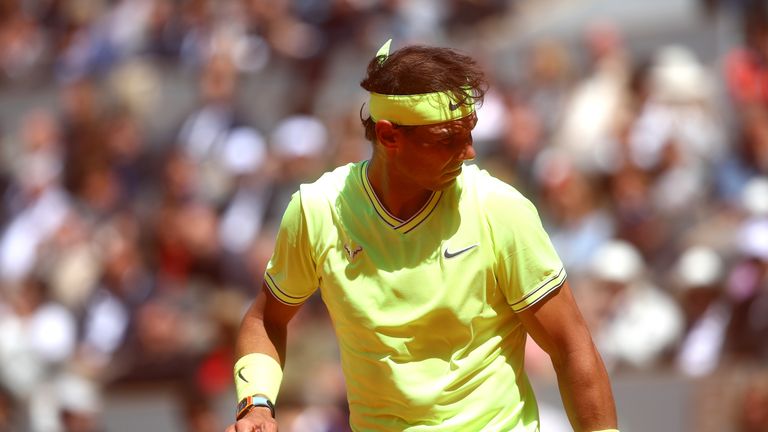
418, 113, 478, 136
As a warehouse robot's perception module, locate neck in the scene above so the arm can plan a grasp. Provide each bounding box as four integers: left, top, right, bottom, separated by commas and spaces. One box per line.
366, 158, 432, 221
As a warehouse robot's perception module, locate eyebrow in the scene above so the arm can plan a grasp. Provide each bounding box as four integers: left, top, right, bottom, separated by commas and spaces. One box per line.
419, 114, 477, 137
445, 122, 475, 135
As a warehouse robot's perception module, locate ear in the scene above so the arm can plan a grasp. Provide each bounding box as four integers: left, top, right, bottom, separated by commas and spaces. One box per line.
374, 120, 402, 151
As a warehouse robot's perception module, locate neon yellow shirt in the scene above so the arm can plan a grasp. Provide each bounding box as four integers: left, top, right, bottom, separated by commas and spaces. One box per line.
265, 161, 566, 431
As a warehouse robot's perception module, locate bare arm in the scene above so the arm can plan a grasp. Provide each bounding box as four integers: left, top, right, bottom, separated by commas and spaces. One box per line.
517, 281, 618, 431
225, 283, 303, 432
235, 282, 302, 362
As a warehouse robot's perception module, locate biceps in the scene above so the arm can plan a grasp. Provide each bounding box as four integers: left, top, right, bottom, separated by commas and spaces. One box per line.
516, 281, 594, 361
250, 283, 304, 329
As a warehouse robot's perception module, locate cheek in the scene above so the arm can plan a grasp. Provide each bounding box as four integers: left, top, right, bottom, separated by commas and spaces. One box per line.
414, 152, 451, 172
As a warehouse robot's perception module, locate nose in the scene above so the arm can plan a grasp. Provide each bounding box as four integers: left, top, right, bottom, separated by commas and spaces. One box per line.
460, 136, 476, 161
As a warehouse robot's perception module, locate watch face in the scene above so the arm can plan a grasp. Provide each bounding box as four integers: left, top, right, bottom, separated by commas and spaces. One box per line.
237, 398, 249, 412
236, 398, 251, 420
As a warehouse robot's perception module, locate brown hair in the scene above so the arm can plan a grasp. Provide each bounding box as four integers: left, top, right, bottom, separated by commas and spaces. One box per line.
359, 45, 488, 141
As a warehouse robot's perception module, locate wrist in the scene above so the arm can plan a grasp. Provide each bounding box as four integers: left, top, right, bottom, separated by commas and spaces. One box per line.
239, 404, 273, 420
236, 394, 275, 420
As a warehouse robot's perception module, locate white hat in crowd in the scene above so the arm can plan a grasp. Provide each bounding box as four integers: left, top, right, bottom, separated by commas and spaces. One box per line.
738, 219, 768, 261
674, 246, 723, 289
742, 177, 768, 217
590, 240, 644, 284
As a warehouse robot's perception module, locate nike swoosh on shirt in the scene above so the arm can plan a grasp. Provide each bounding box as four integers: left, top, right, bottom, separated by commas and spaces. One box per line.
444, 244, 478, 259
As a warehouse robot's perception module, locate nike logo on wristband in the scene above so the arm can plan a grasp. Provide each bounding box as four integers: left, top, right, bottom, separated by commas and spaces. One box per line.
237, 367, 249, 383
444, 244, 478, 259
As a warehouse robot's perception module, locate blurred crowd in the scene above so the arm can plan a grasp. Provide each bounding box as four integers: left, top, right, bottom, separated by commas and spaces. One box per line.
0, 0, 767, 431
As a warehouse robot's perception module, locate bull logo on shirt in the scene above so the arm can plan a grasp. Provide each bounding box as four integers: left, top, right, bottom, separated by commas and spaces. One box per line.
344, 243, 363, 261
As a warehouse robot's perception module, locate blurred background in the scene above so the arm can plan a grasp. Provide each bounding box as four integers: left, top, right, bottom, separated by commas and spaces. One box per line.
0, 0, 767, 431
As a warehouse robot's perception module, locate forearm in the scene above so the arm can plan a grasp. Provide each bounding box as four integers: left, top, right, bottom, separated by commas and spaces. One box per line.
230, 289, 297, 427
235, 299, 287, 365
552, 342, 617, 431
233, 287, 301, 404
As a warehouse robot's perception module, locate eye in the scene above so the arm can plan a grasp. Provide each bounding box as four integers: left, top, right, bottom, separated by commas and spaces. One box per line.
441, 137, 463, 149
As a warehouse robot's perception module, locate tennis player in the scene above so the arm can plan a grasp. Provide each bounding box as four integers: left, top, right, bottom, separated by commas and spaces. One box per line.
226, 40, 619, 432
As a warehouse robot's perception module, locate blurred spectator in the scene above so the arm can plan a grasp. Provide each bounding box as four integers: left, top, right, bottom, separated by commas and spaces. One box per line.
724, 4, 768, 110
444, 0, 510, 32
100, 109, 153, 204
604, 165, 670, 265
107, 59, 162, 123
0, 0, 46, 82
629, 46, 723, 212
533, 148, 615, 275
267, 109, 330, 220
716, 106, 768, 204
481, 87, 544, 191
174, 51, 272, 288
583, 240, 684, 371
741, 176, 768, 218
470, 82, 507, 159
110, 294, 206, 387
151, 198, 221, 289
39, 212, 101, 314
523, 38, 574, 138
725, 218, 768, 362
672, 246, 731, 377
553, 20, 631, 172
0, 277, 77, 431
176, 52, 268, 206
326, 110, 372, 168
737, 373, 768, 432
182, 394, 220, 432
0, 110, 71, 283
78, 214, 150, 372
58, 76, 114, 211
56, 372, 103, 432
0, 385, 15, 431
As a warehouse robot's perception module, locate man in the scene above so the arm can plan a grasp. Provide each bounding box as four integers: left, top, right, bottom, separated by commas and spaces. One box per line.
226, 40, 619, 432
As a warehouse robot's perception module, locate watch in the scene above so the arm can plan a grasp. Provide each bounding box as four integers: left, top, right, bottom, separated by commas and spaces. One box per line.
236, 394, 275, 420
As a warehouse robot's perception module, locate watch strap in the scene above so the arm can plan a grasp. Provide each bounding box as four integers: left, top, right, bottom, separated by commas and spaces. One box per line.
236, 394, 275, 420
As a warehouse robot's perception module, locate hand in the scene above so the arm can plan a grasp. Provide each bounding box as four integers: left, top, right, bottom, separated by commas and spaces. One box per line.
224, 407, 277, 432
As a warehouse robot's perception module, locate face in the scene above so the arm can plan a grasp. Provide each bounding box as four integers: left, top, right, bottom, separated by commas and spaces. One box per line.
389, 113, 478, 191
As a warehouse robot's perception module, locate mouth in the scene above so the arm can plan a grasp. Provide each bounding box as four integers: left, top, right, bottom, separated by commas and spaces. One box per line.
440, 166, 462, 183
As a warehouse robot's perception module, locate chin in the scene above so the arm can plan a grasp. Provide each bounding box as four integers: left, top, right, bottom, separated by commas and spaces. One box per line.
433, 177, 458, 190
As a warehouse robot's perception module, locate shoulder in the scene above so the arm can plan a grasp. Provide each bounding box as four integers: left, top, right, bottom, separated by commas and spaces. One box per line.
300, 162, 361, 197
462, 164, 536, 213
300, 162, 365, 190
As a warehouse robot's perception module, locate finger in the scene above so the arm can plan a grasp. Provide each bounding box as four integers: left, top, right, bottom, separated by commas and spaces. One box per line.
233, 421, 253, 432
260, 423, 276, 432
250, 421, 275, 432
